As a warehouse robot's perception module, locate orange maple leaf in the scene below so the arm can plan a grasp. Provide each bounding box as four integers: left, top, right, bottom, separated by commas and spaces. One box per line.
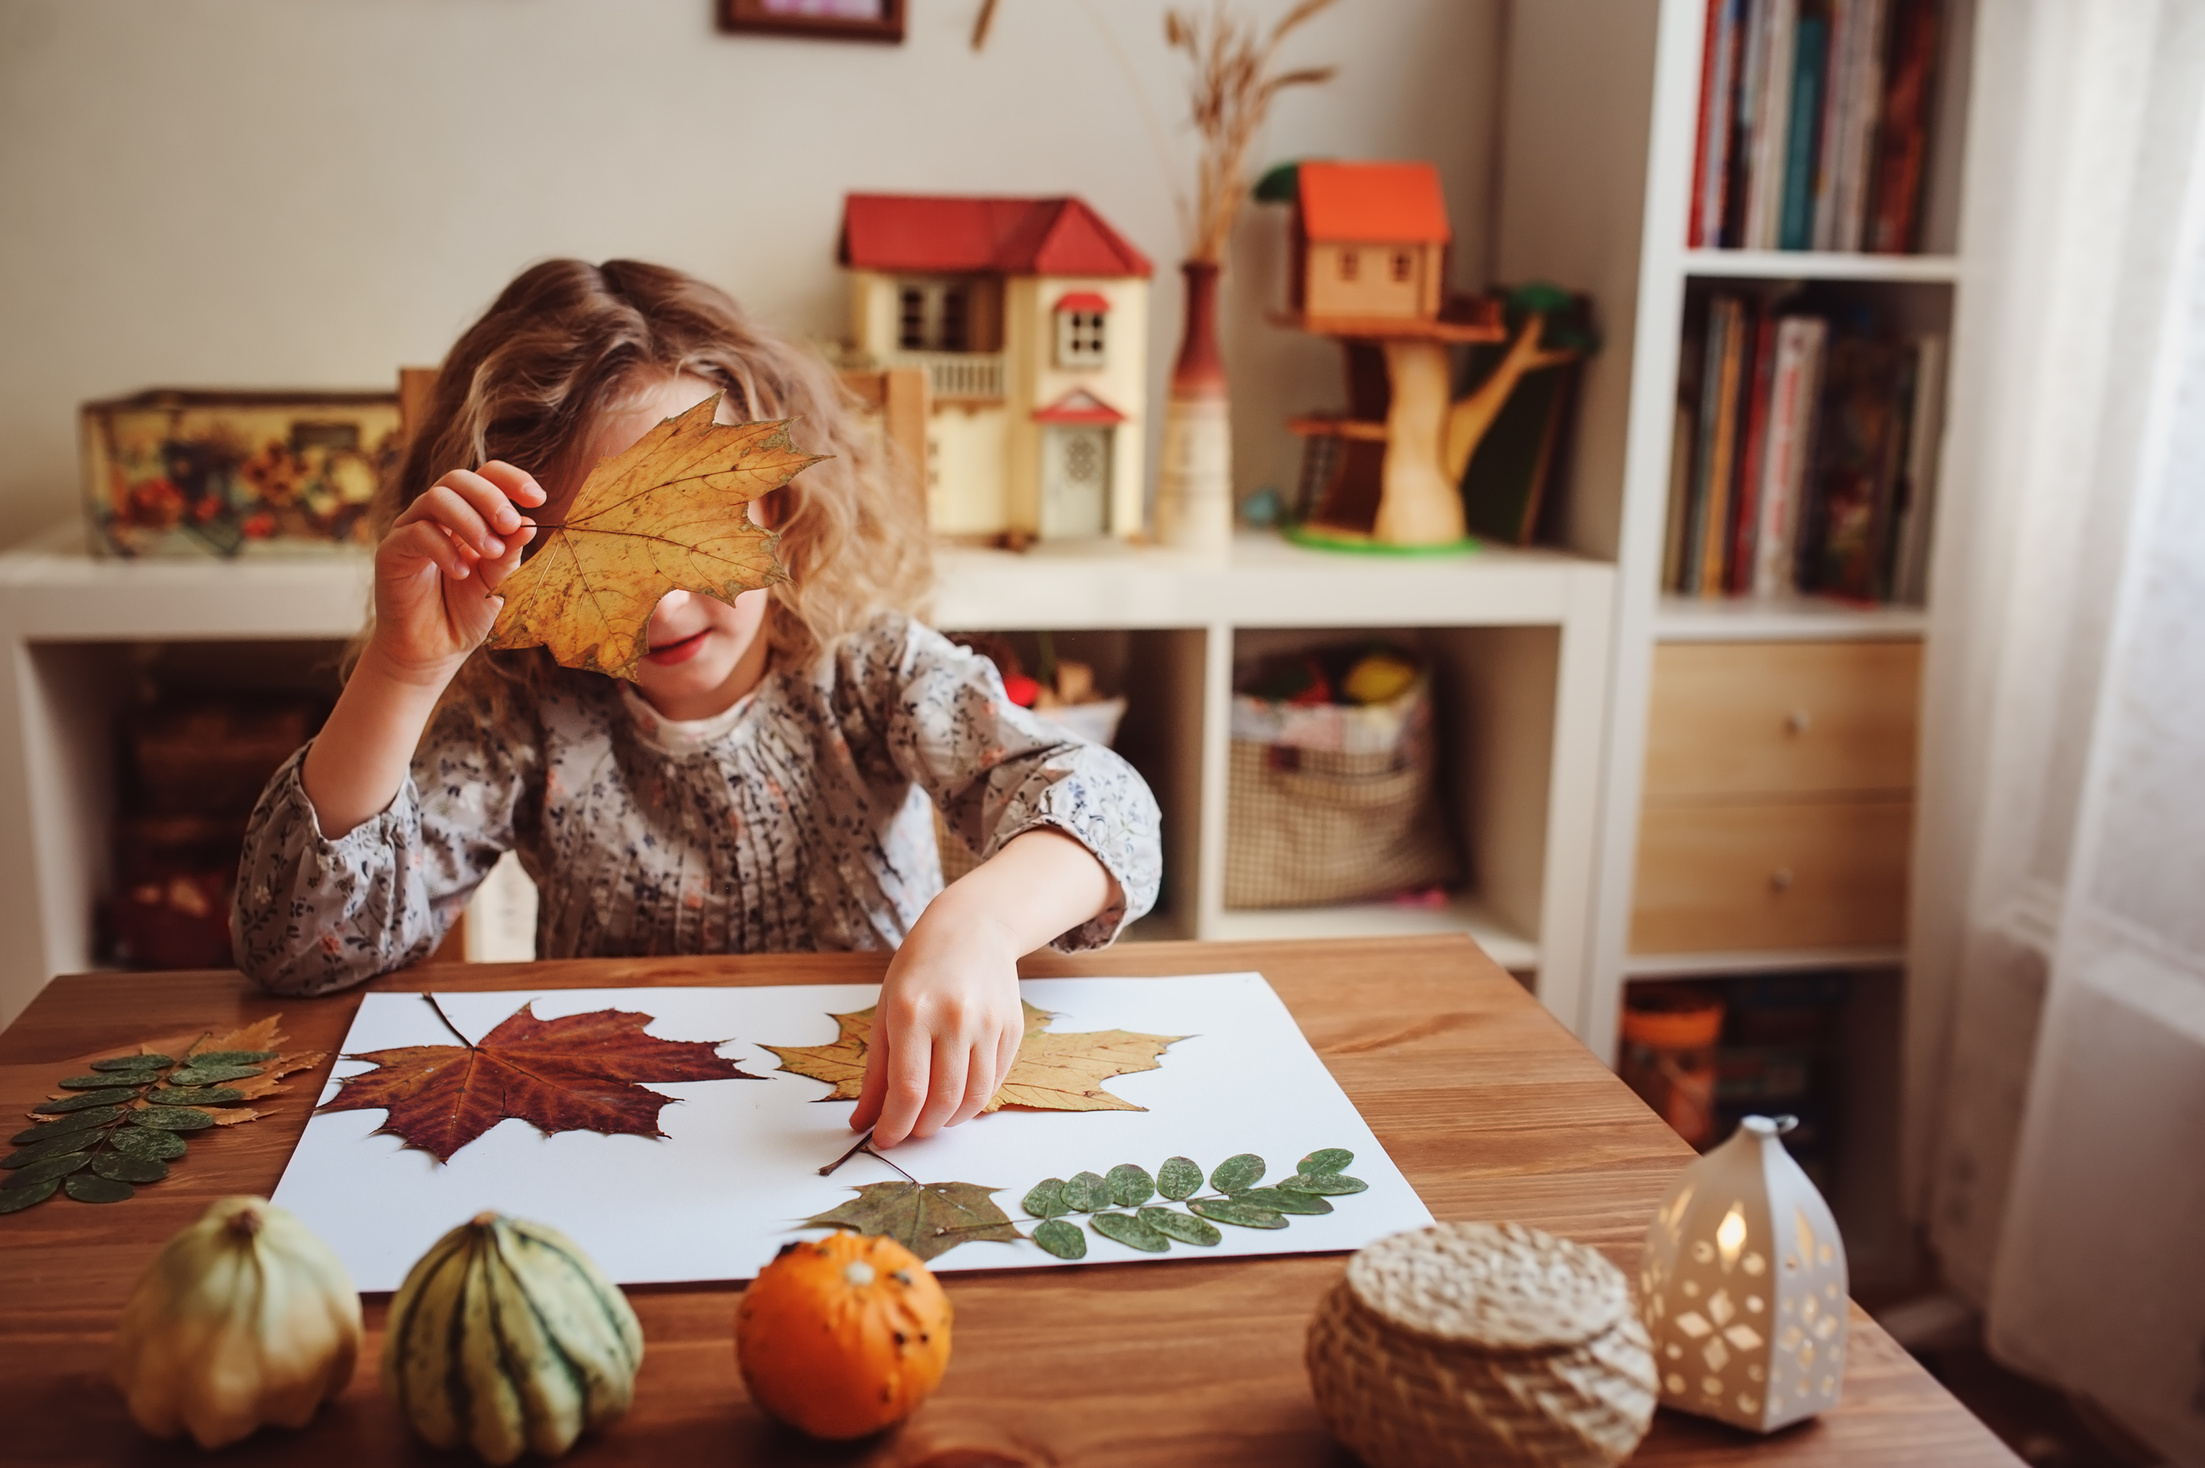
483, 394, 824, 680
764, 1001, 1182, 1114
316, 996, 765, 1163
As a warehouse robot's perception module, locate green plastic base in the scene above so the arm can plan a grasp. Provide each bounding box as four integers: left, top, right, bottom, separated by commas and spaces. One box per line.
1282, 524, 1482, 557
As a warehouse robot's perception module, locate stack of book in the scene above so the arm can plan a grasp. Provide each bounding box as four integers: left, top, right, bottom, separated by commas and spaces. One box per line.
1689, 0, 1943, 253
1665, 293, 1944, 604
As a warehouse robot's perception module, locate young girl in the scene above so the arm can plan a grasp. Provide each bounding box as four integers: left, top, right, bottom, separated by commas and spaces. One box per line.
232, 258, 1162, 1150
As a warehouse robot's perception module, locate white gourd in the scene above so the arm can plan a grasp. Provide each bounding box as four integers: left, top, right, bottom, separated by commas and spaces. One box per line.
111, 1194, 362, 1449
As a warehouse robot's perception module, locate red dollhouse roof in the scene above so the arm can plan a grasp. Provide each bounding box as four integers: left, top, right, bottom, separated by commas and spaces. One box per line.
840, 195, 1153, 279
1053, 290, 1112, 313
1033, 389, 1126, 425
1298, 161, 1452, 244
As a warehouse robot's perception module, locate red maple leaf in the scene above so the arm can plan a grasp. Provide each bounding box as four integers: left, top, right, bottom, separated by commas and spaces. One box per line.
317, 996, 763, 1162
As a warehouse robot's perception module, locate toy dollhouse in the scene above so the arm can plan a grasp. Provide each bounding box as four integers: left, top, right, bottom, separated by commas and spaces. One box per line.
838, 193, 1152, 542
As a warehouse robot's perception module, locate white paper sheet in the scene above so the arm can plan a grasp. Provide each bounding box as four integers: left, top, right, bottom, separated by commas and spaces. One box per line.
270, 973, 1433, 1291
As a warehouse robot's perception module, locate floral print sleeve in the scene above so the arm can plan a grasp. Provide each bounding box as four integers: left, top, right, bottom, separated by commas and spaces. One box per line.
858, 620, 1163, 950
230, 697, 532, 995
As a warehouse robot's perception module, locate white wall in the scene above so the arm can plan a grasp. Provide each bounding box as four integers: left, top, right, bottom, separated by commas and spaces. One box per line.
0, 0, 1499, 550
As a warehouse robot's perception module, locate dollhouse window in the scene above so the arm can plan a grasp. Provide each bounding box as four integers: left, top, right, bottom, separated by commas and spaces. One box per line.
1339, 250, 1360, 282
896, 282, 969, 352
1055, 307, 1108, 368
1390, 250, 1413, 282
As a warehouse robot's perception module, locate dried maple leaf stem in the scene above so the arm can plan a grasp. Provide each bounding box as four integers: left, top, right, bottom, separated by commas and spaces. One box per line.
818, 1128, 877, 1177
421, 993, 472, 1048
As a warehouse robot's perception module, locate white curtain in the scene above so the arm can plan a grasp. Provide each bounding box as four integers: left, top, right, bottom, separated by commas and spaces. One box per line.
1907, 2, 2205, 1460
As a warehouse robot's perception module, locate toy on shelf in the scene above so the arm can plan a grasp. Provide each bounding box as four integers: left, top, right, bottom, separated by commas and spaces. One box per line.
838, 193, 1152, 545
1264, 161, 1588, 551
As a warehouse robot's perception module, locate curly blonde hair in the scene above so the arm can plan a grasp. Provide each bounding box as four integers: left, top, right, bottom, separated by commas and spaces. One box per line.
372, 258, 931, 710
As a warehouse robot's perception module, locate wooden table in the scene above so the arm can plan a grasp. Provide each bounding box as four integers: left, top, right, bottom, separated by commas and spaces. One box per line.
0, 937, 2015, 1466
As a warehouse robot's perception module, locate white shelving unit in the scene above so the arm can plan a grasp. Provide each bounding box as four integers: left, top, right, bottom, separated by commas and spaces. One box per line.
0, 526, 1611, 1033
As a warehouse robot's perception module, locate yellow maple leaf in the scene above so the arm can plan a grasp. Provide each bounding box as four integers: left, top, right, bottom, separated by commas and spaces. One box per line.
483, 394, 824, 680
764, 1000, 1183, 1114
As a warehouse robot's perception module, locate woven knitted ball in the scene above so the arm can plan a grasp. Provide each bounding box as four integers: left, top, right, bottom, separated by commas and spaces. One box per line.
1306, 1221, 1657, 1468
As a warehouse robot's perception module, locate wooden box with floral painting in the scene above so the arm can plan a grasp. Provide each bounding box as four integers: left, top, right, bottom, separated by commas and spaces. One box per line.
80, 389, 400, 557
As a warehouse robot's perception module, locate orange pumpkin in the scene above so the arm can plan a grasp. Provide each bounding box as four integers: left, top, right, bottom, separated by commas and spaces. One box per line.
735, 1232, 953, 1439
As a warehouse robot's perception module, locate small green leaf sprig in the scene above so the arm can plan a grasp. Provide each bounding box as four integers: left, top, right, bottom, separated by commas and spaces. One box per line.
1018, 1148, 1369, 1260
0, 1048, 277, 1212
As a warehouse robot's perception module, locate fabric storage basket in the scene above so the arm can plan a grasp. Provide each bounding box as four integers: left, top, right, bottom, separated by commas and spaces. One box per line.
1224, 670, 1458, 909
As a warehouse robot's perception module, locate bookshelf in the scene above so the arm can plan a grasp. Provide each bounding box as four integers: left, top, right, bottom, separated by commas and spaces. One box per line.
1499, 0, 1976, 1281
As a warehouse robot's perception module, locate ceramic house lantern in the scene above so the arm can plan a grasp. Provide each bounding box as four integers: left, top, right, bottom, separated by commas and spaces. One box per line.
1639, 1115, 1847, 1432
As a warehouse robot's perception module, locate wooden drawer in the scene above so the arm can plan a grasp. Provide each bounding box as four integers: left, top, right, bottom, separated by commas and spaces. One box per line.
1644, 640, 1922, 799
1630, 798, 1913, 953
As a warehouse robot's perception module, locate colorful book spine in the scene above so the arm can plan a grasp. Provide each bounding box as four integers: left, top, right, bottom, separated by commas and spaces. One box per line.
1889, 333, 1946, 602
1867, 0, 1939, 253
1729, 310, 1780, 592
1745, 0, 1797, 250
1752, 316, 1828, 596
1698, 297, 1751, 594
1690, 0, 1739, 247
1779, 11, 1830, 251
1678, 299, 1734, 591
1834, 0, 1891, 250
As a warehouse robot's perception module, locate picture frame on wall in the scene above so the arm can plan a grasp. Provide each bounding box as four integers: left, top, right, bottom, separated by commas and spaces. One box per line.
718, 0, 906, 42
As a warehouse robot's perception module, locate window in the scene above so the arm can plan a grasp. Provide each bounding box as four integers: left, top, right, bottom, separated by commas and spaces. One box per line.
894, 281, 970, 352
1338, 249, 1360, 282
1055, 308, 1108, 368
1390, 250, 1413, 283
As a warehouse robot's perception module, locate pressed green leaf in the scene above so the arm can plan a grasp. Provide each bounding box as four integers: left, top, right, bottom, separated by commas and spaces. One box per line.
146, 1086, 244, 1107
1157, 1156, 1203, 1201
164, 1063, 263, 1088
1089, 1211, 1170, 1253
10, 1107, 127, 1146
185, 1050, 278, 1066
1189, 1197, 1288, 1230
56, 1074, 138, 1091
0, 1178, 58, 1213
65, 1175, 133, 1204
90, 1054, 171, 1073
1209, 1153, 1265, 1194
108, 1127, 187, 1162
1230, 1186, 1334, 1216
802, 1180, 1021, 1264
1106, 1163, 1155, 1209
1, 1153, 92, 1189
1298, 1148, 1354, 1176
1279, 1172, 1369, 1196
1022, 1179, 1068, 1219
1139, 1206, 1222, 1246
91, 1154, 168, 1184
1061, 1171, 1109, 1213
1031, 1219, 1088, 1260
128, 1107, 215, 1132
34, 1088, 140, 1114
3, 1134, 106, 1169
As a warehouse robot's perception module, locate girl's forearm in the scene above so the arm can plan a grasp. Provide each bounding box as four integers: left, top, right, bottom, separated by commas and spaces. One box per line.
922, 826, 1121, 954
300, 642, 458, 838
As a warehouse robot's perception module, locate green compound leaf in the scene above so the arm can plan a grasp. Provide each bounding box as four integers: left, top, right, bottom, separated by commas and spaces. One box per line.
1139, 1206, 1222, 1246
186, 1050, 278, 1066
1209, 1153, 1265, 1194
0, 1178, 58, 1213
128, 1107, 216, 1132
3, 1134, 107, 1169
65, 1175, 133, 1204
33, 1088, 140, 1114
1298, 1148, 1354, 1176
2, 1153, 92, 1189
108, 1127, 187, 1162
1022, 1178, 1069, 1219
1189, 1197, 1288, 1230
91, 1154, 168, 1184
1031, 1219, 1088, 1260
145, 1086, 244, 1108
56, 1074, 135, 1091
1280, 1172, 1369, 1196
1089, 1211, 1170, 1253
10, 1107, 128, 1146
1157, 1156, 1203, 1201
1106, 1163, 1155, 1209
163, 1063, 263, 1088
1061, 1171, 1109, 1213
89, 1054, 172, 1073
1231, 1186, 1334, 1216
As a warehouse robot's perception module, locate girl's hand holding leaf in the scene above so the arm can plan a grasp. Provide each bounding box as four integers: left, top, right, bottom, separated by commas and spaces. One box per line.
370, 461, 545, 681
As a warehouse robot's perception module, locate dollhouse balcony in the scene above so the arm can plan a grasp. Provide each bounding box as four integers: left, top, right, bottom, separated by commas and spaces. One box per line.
890, 350, 1004, 403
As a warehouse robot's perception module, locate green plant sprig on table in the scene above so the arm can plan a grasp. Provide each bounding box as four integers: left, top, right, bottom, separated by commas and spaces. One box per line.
1019, 1148, 1369, 1260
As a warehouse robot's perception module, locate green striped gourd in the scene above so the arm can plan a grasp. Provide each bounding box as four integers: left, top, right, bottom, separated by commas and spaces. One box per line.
383, 1213, 643, 1464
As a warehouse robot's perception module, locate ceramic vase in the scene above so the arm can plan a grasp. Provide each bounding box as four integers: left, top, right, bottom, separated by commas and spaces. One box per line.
1156, 260, 1233, 555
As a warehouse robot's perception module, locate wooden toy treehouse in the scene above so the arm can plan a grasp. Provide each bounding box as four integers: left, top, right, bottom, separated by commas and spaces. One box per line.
1273, 161, 1578, 548
838, 193, 1152, 543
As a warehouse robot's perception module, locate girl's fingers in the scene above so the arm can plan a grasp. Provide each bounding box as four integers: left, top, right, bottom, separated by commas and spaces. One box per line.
850, 1031, 889, 1133
476, 460, 549, 508
387, 520, 473, 583
402, 483, 504, 560
874, 1026, 939, 1148
948, 1041, 997, 1128
441, 466, 531, 536
475, 522, 535, 594
909, 1037, 968, 1142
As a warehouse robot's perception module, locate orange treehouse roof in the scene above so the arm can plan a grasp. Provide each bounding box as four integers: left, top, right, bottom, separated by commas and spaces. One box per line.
1297, 161, 1452, 245
840, 195, 1153, 278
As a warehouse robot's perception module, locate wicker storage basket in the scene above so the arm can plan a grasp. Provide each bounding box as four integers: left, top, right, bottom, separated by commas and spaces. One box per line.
1306, 1222, 1657, 1468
